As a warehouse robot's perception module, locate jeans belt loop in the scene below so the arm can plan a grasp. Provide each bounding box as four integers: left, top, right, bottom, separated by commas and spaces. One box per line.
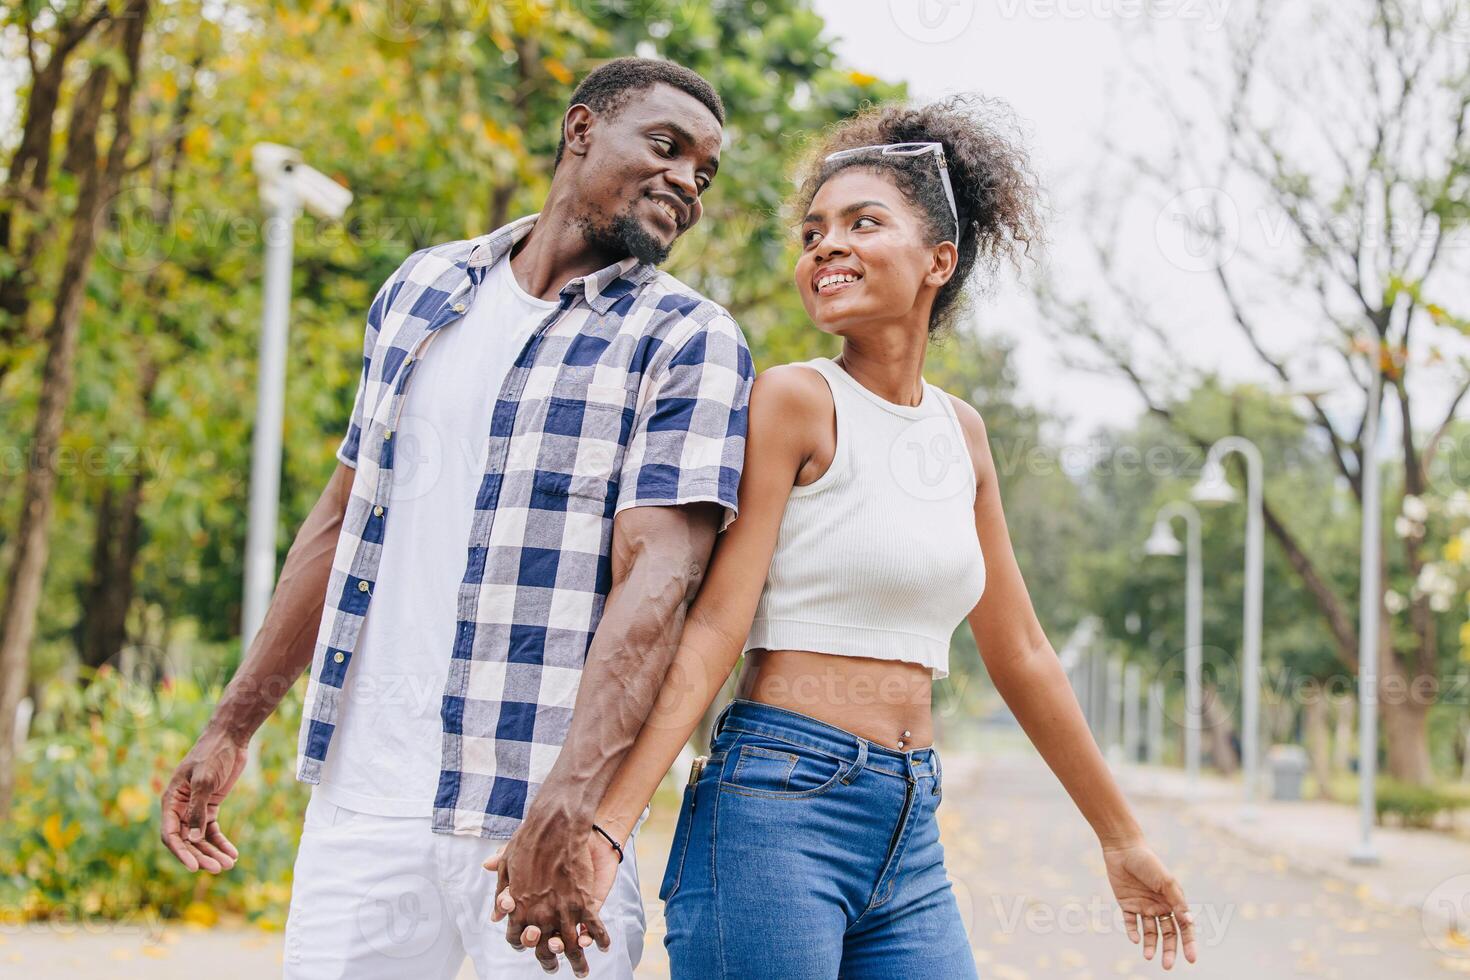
712, 700, 735, 740
931, 747, 943, 794
840, 737, 868, 784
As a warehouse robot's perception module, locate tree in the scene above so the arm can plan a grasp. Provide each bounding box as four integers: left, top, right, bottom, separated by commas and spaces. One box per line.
0, 0, 152, 814
1040, 0, 1470, 784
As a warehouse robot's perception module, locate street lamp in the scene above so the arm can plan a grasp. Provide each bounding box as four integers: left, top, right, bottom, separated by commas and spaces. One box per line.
242, 144, 352, 651
1145, 501, 1203, 788
1192, 436, 1264, 819
1350, 356, 1384, 866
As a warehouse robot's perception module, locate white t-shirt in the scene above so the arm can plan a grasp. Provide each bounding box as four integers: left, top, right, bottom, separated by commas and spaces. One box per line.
317, 253, 557, 816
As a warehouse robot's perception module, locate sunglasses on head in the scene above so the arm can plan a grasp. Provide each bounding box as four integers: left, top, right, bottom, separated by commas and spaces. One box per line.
822, 141, 961, 244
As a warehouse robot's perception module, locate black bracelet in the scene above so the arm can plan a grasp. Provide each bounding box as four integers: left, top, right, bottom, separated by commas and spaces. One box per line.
591, 823, 624, 864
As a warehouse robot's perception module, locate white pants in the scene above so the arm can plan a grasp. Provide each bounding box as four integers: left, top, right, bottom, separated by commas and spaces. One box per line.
283, 788, 646, 979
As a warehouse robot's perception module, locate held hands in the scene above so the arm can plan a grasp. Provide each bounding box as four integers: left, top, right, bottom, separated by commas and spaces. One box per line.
484, 825, 622, 976
159, 727, 247, 873
1101, 838, 1198, 969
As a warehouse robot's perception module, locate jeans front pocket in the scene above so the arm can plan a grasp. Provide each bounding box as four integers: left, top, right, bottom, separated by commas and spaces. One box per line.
659, 782, 698, 901
720, 738, 847, 800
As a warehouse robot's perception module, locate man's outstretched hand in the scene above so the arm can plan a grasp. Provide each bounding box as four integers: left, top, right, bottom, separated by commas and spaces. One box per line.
160, 727, 247, 873
485, 825, 622, 976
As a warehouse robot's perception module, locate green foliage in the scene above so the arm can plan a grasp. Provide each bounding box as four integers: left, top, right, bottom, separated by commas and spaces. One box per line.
1373, 777, 1466, 829
0, 667, 308, 928
4, 0, 909, 667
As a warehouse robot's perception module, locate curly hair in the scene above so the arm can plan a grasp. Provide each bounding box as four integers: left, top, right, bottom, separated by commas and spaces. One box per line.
793, 95, 1044, 338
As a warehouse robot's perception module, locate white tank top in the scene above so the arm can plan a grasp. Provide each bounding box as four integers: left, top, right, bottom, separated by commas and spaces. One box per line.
743, 356, 986, 679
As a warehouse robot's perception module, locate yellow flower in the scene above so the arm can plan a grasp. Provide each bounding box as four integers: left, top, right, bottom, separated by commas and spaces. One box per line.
182, 902, 218, 927
848, 71, 878, 87
41, 813, 80, 852
116, 785, 151, 823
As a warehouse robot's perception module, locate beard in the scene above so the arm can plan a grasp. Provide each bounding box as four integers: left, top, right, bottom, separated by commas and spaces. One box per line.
580, 199, 674, 266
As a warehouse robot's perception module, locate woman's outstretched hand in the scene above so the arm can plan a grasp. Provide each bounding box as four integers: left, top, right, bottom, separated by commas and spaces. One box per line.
1101, 839, 1198, 969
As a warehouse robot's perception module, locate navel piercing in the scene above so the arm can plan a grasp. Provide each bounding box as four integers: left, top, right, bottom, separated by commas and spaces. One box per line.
897, 729, 911, 749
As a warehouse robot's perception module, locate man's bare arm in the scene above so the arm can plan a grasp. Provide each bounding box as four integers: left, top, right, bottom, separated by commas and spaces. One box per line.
159, 461, 354, 872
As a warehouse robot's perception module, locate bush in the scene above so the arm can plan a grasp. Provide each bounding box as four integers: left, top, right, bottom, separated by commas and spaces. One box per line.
1374, 777, 1465, 829
0, 665, 309, 929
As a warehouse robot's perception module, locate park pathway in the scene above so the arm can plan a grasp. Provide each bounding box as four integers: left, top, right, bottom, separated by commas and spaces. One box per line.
4, 738, 1462, 978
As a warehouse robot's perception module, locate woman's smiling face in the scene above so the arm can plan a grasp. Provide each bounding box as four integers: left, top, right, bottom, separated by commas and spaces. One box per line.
794, 168, 954, 334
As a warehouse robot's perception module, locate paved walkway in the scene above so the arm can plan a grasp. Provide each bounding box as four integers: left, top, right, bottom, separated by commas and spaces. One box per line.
6, 739, 1468, 977
1112, 759, 1470, 941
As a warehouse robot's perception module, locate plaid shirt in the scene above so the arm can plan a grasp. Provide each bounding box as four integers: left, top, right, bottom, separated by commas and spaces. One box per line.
295, 213, 754, 837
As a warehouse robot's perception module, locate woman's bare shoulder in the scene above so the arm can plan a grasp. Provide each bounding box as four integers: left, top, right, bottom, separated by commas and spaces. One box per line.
752, 360, 832, 405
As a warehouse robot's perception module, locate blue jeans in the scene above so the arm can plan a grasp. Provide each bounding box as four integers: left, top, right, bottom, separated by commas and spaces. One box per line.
660, 699, 978, 979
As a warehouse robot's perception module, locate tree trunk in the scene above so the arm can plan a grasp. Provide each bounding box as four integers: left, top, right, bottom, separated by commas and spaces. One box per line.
1332, 694, 1355, 775
1380, 691, 1433, 785
78, 471, 145, 674
1460, 721, 1470, 783
1201, 681, 1239, 774
1304, 693, 1333, 799
0, 6, 111, 350
0, 0, 149, 816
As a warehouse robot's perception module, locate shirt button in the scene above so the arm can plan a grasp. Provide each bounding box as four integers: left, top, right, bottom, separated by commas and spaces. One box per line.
333, 651, 345, 663
452, 302, 467, 313
357, 581, 370, 593
373, 505, 384, 517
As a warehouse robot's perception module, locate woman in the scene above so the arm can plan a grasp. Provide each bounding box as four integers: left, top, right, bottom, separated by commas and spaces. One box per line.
504, 96, 1197, 977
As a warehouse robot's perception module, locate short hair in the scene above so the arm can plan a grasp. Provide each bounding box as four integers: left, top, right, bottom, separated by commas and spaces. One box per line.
553, 57, 725, 167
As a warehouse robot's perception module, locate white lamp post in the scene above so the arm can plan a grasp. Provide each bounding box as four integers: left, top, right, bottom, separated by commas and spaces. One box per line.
1123, 662, 1142, 764
1144, 501, 1203, 788
1147, 679, 1164, 765
242, 144, 352, 650
1350, 357, 1384, 866
1193, 436, 1264, 819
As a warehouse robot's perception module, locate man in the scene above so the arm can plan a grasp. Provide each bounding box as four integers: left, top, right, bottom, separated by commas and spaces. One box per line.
160, 57, 752, 979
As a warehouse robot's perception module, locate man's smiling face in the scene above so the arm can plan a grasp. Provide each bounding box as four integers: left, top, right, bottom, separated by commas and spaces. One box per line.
564, 82, 724, 265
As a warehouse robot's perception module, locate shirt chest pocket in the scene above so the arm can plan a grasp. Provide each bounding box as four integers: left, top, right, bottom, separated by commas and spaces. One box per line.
532, 380, 633, 502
